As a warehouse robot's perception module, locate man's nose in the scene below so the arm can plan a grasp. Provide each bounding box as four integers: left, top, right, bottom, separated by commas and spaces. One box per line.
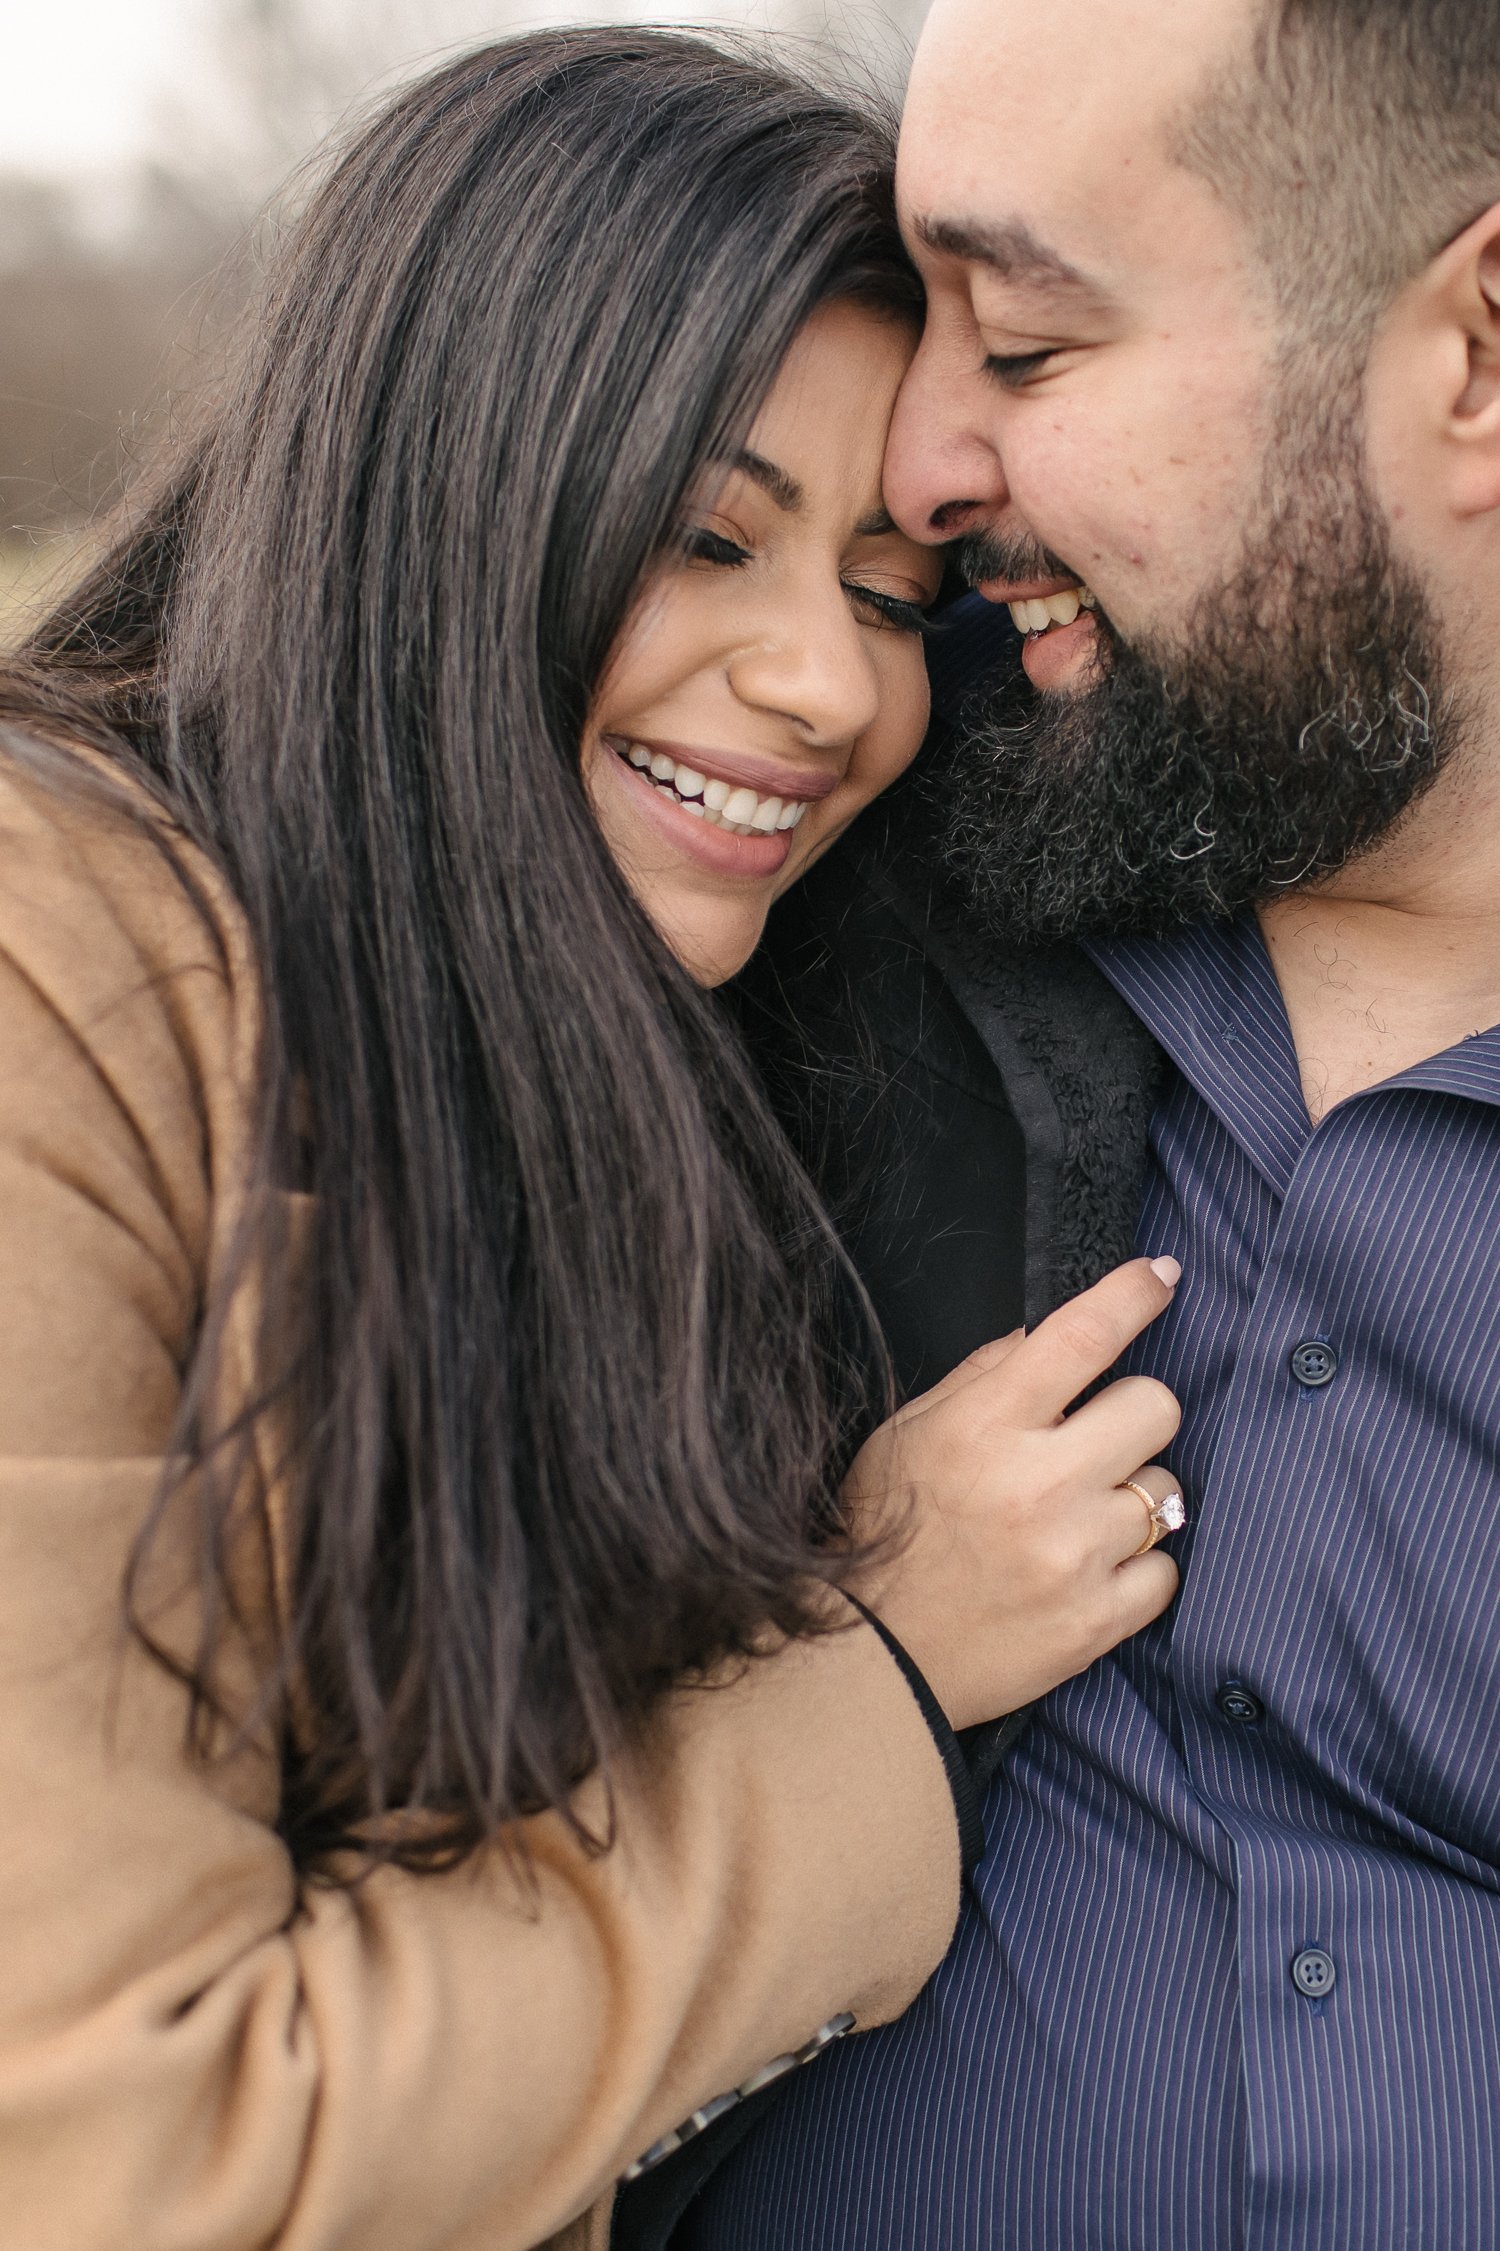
884, 323, 1010, 546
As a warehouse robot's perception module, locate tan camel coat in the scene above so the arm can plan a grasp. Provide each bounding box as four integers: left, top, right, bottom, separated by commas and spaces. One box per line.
0, 745, 960, 2251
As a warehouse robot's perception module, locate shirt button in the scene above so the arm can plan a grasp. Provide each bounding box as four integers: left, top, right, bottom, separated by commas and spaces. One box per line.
1291, 1947, 1337, 1999
1216, 1683, 1265, 1725
1289, 1339, 1339, 1388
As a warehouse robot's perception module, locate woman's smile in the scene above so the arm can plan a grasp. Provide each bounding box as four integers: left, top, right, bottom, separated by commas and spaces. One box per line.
598, 738, 802, 877
586, 297, 944, 983
599, 731, 832, 878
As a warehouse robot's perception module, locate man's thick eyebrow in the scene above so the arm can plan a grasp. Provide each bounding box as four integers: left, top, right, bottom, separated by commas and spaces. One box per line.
730, 447, 802, 511
915, 214, 1106, 301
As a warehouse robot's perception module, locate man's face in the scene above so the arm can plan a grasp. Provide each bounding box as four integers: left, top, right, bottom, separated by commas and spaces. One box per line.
888, 0, 1278, 684
887, 0, 1457, 942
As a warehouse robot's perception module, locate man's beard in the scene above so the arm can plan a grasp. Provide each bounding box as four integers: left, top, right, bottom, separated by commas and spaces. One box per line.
941, 384, 1464, 947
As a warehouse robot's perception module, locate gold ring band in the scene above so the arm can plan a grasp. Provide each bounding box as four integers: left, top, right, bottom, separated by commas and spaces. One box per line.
1121, 1477, 1187, 1557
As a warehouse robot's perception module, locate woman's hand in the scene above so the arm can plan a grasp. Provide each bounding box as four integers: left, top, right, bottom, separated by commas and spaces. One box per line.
844, 1258, 1184, 1731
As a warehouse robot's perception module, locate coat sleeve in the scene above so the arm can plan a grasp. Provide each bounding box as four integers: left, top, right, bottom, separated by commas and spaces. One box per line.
0, 761, 962, 2251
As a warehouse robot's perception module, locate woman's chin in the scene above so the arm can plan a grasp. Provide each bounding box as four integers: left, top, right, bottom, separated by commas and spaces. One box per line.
656, 894, 768, 986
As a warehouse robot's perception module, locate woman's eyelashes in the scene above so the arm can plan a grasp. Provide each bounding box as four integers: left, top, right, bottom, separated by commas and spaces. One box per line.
842, 582, 933, 635
681, 523, 932, 636
683, 525, 751, 567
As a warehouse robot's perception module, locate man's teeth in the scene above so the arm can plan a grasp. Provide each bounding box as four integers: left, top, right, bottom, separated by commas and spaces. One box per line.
1007, 585, 1098, 635
619, 741, 808, 833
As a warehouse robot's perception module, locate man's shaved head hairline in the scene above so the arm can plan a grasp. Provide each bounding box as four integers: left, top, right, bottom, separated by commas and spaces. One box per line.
1171, 0, 1500, 354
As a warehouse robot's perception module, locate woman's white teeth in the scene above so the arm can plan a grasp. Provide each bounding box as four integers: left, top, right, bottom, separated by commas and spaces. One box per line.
614, 741, 809, 835
1007, 585, 1097, 635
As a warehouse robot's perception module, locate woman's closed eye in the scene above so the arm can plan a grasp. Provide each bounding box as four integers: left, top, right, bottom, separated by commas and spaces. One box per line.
682, 524, 752, 567
682, 521, 933, 633
842, 580, 933, 635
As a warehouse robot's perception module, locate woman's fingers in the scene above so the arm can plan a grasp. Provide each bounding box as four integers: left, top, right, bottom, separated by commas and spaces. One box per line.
843, 1260, 1185, 1731
1062, 1373, 1182, 1484
980, 1258, 1180, 1430
898, 1327, 1028, 1419
1102, 1462, 1186, 1567
1112, 1549, 1181, 1639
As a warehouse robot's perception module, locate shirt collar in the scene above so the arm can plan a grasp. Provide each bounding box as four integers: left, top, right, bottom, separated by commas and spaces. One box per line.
1089, 917, 1500, 1183
1087, 919, 1309, 1194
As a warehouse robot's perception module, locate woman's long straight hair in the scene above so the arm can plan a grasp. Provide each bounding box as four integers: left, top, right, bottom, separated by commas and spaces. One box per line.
1, 29, 916, 1870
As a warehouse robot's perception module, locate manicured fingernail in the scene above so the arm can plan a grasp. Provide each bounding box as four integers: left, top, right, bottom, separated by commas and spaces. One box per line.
1150, 1256, 1182, 1287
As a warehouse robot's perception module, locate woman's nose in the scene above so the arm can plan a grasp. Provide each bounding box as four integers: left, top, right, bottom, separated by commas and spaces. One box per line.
883, 321, 1010, 545
726, 591, 882, 748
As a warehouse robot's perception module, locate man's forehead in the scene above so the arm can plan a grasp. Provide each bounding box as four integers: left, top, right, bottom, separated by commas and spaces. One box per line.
900, 0, 1258, 225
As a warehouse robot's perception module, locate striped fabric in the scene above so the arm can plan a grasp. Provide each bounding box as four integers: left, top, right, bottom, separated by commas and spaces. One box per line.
686, 912, 1500, 2250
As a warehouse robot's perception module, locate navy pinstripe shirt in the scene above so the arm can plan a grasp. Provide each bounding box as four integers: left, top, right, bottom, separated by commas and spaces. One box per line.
687, 913, 1500, 2250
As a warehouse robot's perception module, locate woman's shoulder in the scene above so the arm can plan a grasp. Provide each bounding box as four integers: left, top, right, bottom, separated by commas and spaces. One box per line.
0, 726, 255, 1032
0, 728, 260, 1244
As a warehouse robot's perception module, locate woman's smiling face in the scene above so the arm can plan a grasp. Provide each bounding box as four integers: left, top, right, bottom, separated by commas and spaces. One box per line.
585, 298, 942, 984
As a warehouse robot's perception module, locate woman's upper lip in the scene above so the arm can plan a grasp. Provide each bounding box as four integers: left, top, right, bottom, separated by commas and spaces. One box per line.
603, 734, 841, 803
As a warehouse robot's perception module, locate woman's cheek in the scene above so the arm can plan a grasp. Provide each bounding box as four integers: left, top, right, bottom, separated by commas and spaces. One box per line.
852, 644, 930, 805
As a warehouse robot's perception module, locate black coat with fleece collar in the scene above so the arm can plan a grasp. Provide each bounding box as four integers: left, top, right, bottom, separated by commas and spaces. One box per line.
738, 786, 1169, 1382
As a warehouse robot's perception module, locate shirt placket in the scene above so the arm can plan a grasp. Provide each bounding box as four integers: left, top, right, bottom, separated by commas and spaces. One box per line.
1167, 1091, 1500, 2248
1168, 1126, 1359, 2243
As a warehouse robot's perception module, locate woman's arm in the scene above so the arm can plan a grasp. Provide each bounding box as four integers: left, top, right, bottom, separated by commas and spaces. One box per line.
0, 762, 960, 2251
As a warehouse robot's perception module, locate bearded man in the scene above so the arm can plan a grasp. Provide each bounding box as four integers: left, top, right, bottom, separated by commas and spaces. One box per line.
611, 1, 1500, 2246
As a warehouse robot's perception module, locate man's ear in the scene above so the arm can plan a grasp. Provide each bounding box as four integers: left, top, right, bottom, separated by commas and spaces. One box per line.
1435, 201, 1500, 520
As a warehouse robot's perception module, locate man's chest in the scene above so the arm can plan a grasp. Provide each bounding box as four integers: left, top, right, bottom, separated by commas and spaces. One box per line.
1124, 1069, 1500, 1872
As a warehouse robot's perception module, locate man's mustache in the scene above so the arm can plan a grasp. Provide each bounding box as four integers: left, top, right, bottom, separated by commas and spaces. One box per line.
958, 528, 1079, 590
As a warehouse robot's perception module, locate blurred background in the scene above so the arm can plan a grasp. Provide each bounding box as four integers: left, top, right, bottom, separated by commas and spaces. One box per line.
0, 0, 931, 641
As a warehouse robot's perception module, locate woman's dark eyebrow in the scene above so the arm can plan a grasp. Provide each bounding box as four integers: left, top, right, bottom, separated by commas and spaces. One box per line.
731, 447, 803, 511
724, 459, 904, 539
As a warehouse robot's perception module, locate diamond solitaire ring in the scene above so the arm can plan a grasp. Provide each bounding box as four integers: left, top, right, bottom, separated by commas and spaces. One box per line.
1121, 1478, 1187, 1556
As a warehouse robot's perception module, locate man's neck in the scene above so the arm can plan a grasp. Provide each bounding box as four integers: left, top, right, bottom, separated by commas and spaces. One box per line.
1258, 762, 1500, 1124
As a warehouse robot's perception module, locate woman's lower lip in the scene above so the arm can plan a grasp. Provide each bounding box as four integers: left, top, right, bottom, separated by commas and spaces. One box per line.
608, 750, 796, 877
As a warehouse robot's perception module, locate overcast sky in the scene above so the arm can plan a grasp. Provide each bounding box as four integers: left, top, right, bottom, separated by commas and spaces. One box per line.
4, 0, 921, 186
6, 0, 206, 172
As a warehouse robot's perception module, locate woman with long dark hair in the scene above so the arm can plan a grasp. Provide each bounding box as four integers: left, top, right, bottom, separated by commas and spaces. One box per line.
0, 27, 1181, 2250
